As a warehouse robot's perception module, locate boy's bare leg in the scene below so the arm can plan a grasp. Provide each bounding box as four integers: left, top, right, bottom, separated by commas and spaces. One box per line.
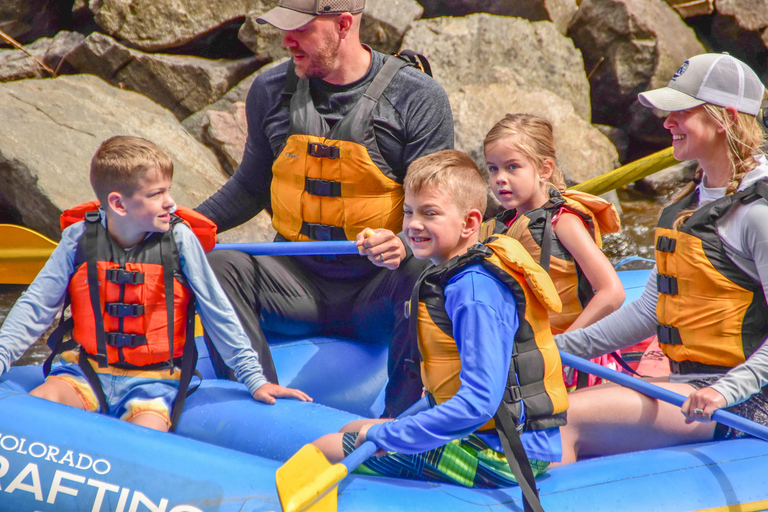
129, 412, 170, 432
29, 380, 88, 409
339, 418, 391, 433
312, 433, 346, 463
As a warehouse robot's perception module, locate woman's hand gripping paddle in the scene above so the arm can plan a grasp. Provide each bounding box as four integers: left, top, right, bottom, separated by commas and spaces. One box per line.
275, 397, 429, 512
559, 351, 768, 441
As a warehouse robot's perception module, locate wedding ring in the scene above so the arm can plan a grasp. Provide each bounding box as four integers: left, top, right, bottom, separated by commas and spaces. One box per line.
694, 408, 704, 415
380, 254, 385, 262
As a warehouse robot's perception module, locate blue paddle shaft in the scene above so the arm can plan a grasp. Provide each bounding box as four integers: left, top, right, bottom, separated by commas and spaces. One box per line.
559, 351, 768, 442
214, 241, 360, 256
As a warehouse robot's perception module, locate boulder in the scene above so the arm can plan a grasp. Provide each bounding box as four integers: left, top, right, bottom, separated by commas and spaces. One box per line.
183, 58, 289, 142
360, 0, 425, 53
0, 0, 70, 45
708, 2, 768, 61
449, 83, 619, 214
90, 0, 270, 52
664, 0, 714, 17
202, 102, 248, 177
0, 74, 269, 244
715, 0, 768, 32
415, 0, 578, 34
0, 31, 83, 82
568, 0, 705, 142
402, 14, 592, 121
66, 32, 261, 120
238, 12, 291, 62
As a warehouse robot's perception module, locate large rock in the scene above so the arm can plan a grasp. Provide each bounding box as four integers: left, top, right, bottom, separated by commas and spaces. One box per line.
664, 0, 714, 17
708, 2, 768, 63
202, 102, 248, 177
415, 0, 578, 34
0, 74, 269, 244
402, 14, 592, 121
183, 58, 288, 142
90, 0, 270, 52
450, 83, 619, 214
0, 31, 83, 82
568, 0, 705, 142
66, 32, 261, 120
0, 0, 70, 45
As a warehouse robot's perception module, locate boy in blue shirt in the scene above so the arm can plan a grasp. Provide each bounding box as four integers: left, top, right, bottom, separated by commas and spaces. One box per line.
0, 136, 310, 432
312, 150, 568, 505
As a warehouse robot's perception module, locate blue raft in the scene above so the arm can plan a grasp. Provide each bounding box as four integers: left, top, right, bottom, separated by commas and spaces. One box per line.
2, 269, 768, 511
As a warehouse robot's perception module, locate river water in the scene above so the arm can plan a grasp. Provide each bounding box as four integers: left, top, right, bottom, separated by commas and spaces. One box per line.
2, 189, 663, 367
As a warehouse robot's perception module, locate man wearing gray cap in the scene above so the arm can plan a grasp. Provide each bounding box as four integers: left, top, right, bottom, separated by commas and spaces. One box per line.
196, 0, 454, 417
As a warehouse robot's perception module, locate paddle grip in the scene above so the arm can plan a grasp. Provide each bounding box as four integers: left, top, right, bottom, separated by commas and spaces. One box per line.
559, 351, 768, 442
214, 241, 360, 256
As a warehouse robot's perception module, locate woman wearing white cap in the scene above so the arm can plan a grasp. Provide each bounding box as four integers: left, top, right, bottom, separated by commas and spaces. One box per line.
554, 53, 768, 463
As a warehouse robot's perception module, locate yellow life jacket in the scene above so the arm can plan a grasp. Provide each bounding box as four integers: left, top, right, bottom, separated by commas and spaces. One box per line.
410, 236, 567, 432
655, 181, 768, 373
479, 190, 620, 333
270, 57, 409, 241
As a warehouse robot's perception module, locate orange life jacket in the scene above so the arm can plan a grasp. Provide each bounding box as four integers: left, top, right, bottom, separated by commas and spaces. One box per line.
59, 202, 217, 367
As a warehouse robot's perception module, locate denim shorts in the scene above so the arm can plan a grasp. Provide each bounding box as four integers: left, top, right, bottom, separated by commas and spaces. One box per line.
47, 351, 181, 428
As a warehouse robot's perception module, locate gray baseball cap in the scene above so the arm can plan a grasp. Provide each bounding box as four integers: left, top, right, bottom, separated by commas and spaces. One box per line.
638, 53, 765, 116
257, 0, 365, 31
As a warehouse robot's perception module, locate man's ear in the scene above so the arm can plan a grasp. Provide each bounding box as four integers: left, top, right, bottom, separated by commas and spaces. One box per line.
337, 12, 354, 38
462, 209, 483, 238
107, 191, 128, 217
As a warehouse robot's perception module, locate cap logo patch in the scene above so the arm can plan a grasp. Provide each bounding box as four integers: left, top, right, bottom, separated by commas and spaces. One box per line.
671, 61, 689, 82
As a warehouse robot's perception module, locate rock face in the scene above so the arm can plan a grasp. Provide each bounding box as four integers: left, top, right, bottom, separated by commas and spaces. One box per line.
66, 33, 260, 120
402, 14, 592, 121
0, 75, 264, 243
90, 0, 272, 52
415, 0, 579, 34
0, 0, 70, 44
0, 32, 83, 82
568, 0, 705, 143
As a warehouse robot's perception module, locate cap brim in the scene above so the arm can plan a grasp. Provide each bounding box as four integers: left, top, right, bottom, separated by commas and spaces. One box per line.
638, 87, 705, 112
256, 7, 316, 31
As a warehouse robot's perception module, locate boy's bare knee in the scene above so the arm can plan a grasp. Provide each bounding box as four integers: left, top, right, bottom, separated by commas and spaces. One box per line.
29, 381, 84, 409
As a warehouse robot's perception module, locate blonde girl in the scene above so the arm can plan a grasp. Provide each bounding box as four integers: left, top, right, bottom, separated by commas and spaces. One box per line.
482, 113, 625, 390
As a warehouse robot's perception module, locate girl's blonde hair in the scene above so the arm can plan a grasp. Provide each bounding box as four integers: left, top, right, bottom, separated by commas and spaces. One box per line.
483, 113, 566, 193
671, 101, 767, 229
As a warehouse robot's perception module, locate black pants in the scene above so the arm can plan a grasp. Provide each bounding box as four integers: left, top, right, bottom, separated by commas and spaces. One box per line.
203, 249, 429, 417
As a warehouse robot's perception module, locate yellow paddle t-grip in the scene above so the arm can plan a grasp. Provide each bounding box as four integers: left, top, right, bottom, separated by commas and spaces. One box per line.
276, 444, 349, 512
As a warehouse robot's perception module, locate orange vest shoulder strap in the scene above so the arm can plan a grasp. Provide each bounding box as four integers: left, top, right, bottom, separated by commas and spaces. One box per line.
173, 206, 218, 252
60, 200, 101, 231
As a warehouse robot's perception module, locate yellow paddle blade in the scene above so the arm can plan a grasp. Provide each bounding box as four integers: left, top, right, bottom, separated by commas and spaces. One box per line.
569, 146, 677, 196
276, 444, 348, 512
0, 224, 58, 285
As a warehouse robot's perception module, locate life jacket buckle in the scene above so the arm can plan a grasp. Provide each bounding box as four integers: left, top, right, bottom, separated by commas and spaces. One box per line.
106, 332, 148, 348
403, 300, 411, 320
106, 268, 145, 285
307, 142, 340, 159
106, 303, 145, 317
657, 324, 683, 345
657, 274, 678, 295
305, 177, 342, 197
503, 385, 523, 403
656, 236, 676, 253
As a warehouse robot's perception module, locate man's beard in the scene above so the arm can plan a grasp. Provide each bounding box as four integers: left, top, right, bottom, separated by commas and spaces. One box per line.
294, 31, 339, 79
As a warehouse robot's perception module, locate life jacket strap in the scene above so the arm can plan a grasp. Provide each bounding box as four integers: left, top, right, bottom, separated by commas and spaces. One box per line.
106, 303, 145, 317
105, 332, 148, 349
656, 236, 677, 253
657, 324, 683, 345
307, 142, 340, 159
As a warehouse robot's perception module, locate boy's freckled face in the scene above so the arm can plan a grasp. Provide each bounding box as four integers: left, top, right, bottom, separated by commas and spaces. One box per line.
403, 186, 466, 266
122, 167, 175, 234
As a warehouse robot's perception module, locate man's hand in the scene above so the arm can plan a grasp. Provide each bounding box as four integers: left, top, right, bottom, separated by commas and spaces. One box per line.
252, 383, 312, 405
356, 228, 406, 270
681, 386, 726, 423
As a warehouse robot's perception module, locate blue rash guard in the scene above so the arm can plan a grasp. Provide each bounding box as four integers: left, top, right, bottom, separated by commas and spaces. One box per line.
366, 263, 562, 461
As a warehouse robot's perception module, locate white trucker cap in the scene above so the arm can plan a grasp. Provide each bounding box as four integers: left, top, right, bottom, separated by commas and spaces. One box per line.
638, 53, 765, 116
